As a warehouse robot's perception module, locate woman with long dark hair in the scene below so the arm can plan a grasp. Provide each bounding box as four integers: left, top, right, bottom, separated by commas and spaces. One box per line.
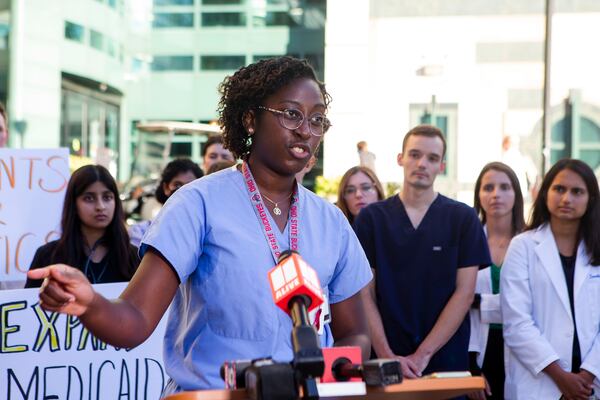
25, 165, 139, 287
501, 159, 600, 399
336, 166, 385, 224
468, 162, 524, 400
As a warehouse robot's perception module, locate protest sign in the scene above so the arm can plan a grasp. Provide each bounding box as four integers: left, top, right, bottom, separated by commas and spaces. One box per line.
0, 149, 69, 287
0, 283, 167, 399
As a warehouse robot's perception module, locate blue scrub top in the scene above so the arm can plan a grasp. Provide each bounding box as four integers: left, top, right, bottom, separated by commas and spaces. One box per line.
141, 167, 372, 394
354, 194, 490, 373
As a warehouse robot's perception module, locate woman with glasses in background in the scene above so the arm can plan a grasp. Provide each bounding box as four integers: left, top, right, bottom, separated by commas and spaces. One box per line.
337, 166, 385, 224
28, 56, 373, 395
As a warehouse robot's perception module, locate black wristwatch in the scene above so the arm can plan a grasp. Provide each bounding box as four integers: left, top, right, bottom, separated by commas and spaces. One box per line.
471, 293, 482, 309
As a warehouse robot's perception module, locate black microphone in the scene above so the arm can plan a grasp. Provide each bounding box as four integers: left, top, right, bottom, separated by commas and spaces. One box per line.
244, 358, 298, 400
360, 359, 403, 386
322, 347, 403, 386
268, 250, 325, 399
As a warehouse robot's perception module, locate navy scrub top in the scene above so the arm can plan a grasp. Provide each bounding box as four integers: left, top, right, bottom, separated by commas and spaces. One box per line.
354, 194, 491, 373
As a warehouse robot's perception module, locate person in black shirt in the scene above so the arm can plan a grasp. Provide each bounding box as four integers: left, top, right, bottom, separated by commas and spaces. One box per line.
354, 125, 490, 383
25, 165, 139, 288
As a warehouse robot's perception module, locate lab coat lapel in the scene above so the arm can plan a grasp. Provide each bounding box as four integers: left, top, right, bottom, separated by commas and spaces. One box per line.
573, 242, 590, 301
533, 225, 572, 317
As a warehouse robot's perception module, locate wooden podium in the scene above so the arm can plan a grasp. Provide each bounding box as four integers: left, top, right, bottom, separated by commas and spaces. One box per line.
164, 377, 485, 400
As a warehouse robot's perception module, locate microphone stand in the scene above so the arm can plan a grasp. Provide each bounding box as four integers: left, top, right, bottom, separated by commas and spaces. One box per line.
288, 295, 324, 400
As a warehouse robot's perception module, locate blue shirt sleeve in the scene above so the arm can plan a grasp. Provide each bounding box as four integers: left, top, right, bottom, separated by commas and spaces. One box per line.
129, 220, 151, 248
327, 211, 373, 303
140, 185, 206, 282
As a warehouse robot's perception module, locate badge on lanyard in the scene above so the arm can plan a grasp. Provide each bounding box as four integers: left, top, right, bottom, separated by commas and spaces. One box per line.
309, 292, 331, 335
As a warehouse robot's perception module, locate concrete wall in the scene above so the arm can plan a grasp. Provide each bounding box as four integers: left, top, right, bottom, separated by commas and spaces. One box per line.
325, 0, 600, 203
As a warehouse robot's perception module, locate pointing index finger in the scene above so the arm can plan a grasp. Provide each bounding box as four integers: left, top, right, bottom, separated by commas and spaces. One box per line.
27, 266, 53, 280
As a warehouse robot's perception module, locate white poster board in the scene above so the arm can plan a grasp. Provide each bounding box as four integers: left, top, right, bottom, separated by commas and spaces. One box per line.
0, 149, 70, 287
0, 283, 167, 399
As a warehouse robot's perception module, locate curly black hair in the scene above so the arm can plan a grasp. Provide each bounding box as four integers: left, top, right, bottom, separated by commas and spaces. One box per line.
217, 56, 331, 160
155, 158, 203, 204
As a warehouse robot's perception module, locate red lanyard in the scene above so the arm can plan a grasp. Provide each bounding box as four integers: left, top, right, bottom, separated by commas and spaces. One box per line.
242, 161, 299, 263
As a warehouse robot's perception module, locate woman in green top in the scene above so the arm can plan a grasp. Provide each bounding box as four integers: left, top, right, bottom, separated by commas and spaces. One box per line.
469, 162, 525, 400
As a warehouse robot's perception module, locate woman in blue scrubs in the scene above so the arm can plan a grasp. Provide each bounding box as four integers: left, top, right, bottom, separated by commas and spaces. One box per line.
27, 57, 373, 395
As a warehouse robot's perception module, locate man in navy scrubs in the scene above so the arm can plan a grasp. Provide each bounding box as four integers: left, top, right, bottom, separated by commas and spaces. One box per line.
354, 125, 490, 380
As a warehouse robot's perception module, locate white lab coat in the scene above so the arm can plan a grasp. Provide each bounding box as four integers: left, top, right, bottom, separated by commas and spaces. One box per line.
468, 266, 504, 368
501, 224, 600, 399
469, 225, 505, 368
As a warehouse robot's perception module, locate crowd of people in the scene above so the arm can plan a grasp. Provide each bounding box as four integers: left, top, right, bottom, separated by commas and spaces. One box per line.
3, 56, 596, 399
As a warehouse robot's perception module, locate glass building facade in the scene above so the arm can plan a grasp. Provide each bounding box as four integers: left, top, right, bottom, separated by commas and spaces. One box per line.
2, 0, 326, 184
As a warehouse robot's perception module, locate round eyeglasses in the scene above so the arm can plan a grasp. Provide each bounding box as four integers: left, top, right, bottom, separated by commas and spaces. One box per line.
258, 106, 331, 137
343, 183, 377, 198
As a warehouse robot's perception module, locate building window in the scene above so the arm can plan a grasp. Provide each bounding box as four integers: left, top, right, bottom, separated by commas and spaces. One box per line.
61, 81, 121, 177
551, 117, 600, 170
200, 55, 245, 71
409, 102, 459, 195
0, 24, 8, 50
253, 12, 298, 27
153, 13, 194, 28
170, 142, 193, 157
544, 92, 600, 174
253, 54, 281, 62
202, 0, 242, 4
154, 0, 194, 5
65, 21, 85, 43
90, 30, 104, 51
106, 37, 117, 58
201, 12, 246, 27
305, 53, 324, 73
131, 57, 146, 73
151, 55, 194, 71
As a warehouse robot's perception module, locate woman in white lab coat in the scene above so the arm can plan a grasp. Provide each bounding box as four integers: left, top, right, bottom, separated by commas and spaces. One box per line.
501, 158, 600, 400
469, 162, 525, 400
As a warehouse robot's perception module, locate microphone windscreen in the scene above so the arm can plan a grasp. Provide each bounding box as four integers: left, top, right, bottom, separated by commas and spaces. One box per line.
268, 251, 324, 314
